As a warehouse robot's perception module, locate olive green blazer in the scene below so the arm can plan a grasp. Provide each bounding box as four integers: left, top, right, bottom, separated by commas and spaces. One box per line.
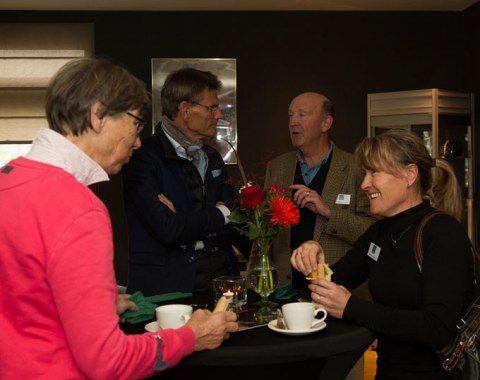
263, 143, 376, 285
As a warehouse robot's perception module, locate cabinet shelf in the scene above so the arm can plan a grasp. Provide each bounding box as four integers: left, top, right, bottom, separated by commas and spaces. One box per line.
368, 88, 475, 242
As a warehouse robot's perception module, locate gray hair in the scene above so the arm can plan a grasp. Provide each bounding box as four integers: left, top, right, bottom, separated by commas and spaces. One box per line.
160, 67, 222, 119
46, 57, 150, 136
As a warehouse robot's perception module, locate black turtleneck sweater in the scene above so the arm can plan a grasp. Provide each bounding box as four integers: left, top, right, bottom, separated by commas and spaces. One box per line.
333, 201, 474, 380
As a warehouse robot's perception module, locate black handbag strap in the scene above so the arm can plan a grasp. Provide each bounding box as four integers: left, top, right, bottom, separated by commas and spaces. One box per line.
413, 210, 445, 273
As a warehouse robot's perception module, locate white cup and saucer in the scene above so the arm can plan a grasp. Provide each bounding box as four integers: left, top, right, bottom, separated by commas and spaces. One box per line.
145, 304, 192, 332
268, 302, 327, 336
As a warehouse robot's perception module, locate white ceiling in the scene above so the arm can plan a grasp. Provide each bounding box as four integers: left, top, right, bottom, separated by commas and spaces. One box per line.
0, 0, 478, 12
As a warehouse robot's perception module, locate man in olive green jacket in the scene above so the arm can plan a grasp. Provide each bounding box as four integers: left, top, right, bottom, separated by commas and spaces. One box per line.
264, 92, 375, 287
264, 92, 375, 380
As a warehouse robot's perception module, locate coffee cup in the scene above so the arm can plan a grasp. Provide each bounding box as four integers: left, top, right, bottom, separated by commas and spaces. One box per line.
281, 302, 327, 330
155, 304, 192, 329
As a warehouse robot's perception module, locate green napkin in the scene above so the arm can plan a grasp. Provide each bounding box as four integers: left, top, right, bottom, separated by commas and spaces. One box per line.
275, 283, 298, 300
145, 292, 192, 303
121, 291, 193, 324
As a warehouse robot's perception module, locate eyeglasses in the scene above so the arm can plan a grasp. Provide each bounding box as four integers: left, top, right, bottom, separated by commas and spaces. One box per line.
126, 112, 146, 135
191, 102, 220, 114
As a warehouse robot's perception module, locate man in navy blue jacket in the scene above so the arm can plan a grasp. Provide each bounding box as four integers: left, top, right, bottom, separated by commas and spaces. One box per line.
123, 68, 240, 295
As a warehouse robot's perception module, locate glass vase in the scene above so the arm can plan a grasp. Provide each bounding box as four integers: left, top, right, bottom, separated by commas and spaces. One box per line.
248, 238, 279, 313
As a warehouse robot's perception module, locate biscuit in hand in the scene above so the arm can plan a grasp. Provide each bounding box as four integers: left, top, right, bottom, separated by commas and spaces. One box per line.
307, 263, 333, 281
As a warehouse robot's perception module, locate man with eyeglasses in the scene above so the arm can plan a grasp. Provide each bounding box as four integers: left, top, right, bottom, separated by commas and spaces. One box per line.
123, 67, 243, 296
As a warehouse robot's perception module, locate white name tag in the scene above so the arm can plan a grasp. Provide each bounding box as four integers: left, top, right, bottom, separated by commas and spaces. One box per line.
367, 242, 381, 261
335, 194, 351, 205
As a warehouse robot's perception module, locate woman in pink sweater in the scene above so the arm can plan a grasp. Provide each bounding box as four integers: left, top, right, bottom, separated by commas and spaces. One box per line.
0, 57, 238, 380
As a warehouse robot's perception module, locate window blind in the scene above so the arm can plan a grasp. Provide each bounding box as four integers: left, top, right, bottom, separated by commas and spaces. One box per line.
0, 23, 94, 142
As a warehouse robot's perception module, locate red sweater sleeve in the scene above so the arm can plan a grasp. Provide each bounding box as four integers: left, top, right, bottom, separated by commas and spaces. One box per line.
154, 326, 196, 369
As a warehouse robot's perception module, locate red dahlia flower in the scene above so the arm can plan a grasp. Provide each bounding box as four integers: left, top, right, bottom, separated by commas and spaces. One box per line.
268, 195, 300, 227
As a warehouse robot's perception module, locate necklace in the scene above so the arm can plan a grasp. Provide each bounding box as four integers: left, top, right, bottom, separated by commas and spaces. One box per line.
391, 224, 414, 244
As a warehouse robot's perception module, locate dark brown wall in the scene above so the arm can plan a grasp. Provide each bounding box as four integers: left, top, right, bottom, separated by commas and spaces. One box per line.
2, 8, 479, 284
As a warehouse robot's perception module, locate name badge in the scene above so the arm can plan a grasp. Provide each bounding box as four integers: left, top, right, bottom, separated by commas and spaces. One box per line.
335, 194, 351, 205
367, 243, 381, 261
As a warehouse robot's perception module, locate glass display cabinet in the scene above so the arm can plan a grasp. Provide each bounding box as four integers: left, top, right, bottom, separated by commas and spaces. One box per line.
367, 88, 475, 242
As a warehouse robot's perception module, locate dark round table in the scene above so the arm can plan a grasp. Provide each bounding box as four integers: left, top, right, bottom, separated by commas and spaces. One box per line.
121, 290, 375, 380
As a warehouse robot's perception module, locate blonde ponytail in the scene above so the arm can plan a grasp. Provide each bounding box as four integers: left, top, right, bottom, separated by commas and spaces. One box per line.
430, 159, 463, 222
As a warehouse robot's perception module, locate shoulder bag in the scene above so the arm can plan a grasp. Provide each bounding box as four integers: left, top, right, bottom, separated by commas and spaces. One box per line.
414, 211, 480, 380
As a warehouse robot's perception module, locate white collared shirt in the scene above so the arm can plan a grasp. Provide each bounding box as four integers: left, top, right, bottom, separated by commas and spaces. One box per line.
25, 127, 109, 186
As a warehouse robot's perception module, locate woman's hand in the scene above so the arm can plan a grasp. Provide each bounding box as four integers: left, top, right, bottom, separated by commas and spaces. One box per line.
309, 279, 351, 319
187, 309, 239, 351
116, 294, 137, 315
291, 240, 351, 319
291, 240, 325, 275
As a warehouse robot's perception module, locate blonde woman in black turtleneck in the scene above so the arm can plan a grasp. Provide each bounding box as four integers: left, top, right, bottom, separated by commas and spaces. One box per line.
291, 128, 474, 380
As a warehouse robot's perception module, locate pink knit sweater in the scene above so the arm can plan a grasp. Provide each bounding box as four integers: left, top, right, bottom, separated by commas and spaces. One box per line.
0, 157, 195, 379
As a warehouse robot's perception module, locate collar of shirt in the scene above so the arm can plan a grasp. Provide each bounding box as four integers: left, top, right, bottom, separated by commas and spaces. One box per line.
25, 127, 109, 186
162, 124, 190, 159
296, 143, 333, 186
161, 125, 208, 182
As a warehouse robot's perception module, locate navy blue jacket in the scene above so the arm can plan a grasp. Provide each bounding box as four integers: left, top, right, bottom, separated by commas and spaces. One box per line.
123, 123, 239, 295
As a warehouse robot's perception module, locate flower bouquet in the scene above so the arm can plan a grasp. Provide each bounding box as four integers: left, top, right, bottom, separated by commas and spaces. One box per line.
229, 184, 300, 307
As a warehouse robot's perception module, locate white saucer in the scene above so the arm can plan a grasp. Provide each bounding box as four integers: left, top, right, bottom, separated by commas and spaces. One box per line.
144, 321, 160, 332
267, 319, 326, 336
